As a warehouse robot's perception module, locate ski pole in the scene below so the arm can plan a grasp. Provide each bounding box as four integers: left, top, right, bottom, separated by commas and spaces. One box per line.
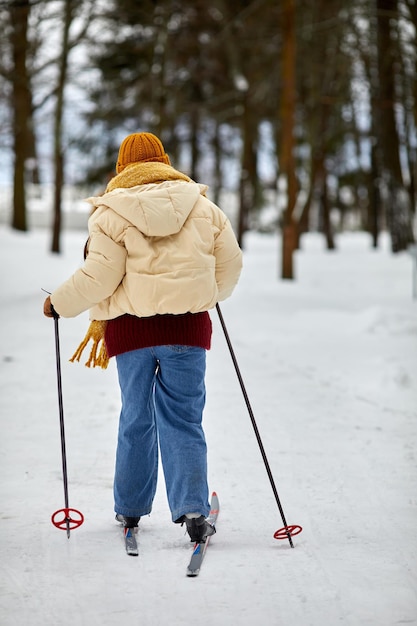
215, 303, 302, 547
50, 307, 84, 537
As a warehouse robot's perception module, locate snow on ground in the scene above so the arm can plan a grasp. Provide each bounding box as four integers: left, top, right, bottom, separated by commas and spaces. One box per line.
0, 225, 416, 626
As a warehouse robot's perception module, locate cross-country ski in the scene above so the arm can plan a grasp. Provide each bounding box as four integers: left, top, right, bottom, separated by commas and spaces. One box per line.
186, 492, 219, 577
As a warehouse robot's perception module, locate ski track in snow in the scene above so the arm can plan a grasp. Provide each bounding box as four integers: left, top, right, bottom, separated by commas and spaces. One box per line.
0, 226, 416, 626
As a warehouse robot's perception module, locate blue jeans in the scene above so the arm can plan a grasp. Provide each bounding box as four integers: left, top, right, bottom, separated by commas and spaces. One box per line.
114, 345, 210, 522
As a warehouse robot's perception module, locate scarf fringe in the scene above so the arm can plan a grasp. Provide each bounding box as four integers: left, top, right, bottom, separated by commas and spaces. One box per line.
70, 320, 109, 369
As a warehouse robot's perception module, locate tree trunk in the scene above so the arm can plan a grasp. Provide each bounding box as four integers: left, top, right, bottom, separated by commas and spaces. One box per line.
189, 103, 199, 183
321, 169, 335, 250
280, 0, 297, 279
369, 144, 381, 248
237, 95, 255, 247
212, 123, 221, 205
376, 0, 415, 251
10, 0, 31, 232
296, 160, 316, 246
51, 0, 75, 253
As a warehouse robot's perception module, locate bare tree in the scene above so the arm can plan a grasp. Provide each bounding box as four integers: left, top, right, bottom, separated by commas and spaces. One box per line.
9, 0, 32, 231
51, 0, 77, 253
280, 0, 297, 278
376, 0, 415, 251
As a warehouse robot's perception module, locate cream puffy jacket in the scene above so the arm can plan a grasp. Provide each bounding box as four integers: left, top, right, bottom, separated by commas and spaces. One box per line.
51, 179, 242, 320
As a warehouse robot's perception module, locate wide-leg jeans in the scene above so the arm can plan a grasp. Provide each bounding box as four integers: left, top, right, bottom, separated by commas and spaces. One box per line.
114, 345, 210, 522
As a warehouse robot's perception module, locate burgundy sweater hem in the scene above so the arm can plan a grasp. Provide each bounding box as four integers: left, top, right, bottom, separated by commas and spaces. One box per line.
105, 312, 212, 357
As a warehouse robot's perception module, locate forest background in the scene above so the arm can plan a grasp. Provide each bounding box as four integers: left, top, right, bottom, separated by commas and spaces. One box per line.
0, 0, 416, 278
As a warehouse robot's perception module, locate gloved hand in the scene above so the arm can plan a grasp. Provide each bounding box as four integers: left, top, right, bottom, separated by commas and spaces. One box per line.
43, 295, 59, 319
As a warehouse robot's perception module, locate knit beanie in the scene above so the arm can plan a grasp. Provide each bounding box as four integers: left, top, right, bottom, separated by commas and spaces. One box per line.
116, 132, 171, 173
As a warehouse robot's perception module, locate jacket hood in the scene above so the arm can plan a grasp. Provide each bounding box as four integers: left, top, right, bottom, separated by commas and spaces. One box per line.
86, 180, 207, 237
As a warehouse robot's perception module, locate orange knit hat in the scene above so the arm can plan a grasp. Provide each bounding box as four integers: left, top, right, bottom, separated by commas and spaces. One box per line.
116, 132, 171, 173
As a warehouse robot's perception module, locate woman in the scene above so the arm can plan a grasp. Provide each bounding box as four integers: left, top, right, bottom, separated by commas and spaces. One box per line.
43, 132, 242, 542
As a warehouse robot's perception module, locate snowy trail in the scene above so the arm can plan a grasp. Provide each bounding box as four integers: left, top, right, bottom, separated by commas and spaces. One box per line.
0, 226, 416, 625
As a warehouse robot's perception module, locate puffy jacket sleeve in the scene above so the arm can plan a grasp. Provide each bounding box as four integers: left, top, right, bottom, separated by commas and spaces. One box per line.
51, 212, 127, 318
213, 215, 243, 301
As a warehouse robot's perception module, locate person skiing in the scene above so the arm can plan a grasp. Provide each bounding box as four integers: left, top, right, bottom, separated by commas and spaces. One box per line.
43, 132, 242, 543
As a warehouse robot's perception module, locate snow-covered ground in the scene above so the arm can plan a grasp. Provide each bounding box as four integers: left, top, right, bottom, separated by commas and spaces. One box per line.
0, 225, 416, 626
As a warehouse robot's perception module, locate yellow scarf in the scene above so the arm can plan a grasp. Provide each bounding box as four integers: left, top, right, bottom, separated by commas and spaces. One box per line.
70, 320, 110, 368
70, 163, 193, 369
